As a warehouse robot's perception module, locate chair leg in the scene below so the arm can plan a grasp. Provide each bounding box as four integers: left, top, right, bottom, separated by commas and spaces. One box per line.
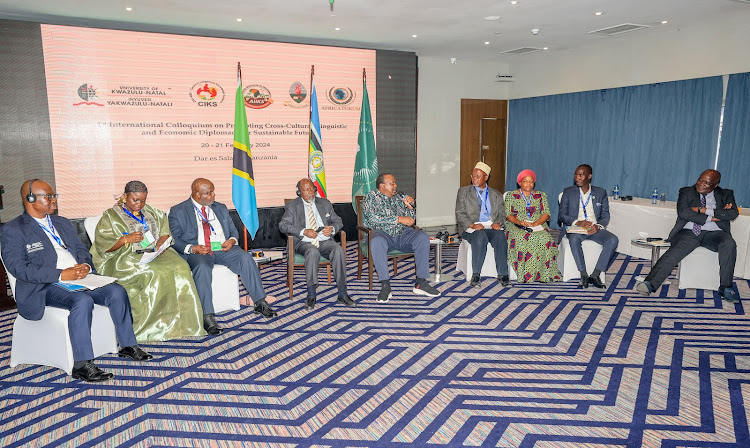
327, 265, 332, 284
393, 259, 398, 276
287, 265, 294, 300
368, 256, 373, 291
357, 253, 363, 280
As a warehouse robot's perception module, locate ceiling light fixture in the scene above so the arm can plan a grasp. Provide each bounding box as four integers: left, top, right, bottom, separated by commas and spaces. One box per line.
485, 41, 490, 45
661, 20, 668, 24
236, 18, 242, 22
484, 15, 501, 21
334, 27, 341, 31
125, 7, 132, 11
595, 12, 603, 16
510, 1, 518, 5
543, 47, 549, 50
412, 34, 418, 38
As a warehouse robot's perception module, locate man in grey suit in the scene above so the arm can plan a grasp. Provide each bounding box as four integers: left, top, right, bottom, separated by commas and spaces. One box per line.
279, 178, 355, 310
169, 178, 278, 333
558, 164, 618, 289
455, 162, 510, 287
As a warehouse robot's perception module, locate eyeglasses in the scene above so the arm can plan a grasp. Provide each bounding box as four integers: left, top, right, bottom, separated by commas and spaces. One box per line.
40, 194, 59, 201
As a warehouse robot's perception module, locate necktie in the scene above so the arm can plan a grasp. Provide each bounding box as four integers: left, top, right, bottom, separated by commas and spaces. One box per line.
692, 195, 706, 236
201, 206, 212, 248
307, 203, 320, 247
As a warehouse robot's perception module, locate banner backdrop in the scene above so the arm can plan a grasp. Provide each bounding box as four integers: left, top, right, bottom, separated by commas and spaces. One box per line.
41, 25, 376, 217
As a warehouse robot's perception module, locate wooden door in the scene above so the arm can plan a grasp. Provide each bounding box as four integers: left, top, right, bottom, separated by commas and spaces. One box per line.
460, 99, 508, 192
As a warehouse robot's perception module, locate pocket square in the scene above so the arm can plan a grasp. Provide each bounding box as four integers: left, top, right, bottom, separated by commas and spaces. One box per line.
325, 213, 330, 217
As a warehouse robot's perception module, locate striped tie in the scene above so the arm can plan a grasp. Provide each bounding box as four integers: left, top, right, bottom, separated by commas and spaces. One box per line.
692, 194, 706, 236
307, 203, 319, 248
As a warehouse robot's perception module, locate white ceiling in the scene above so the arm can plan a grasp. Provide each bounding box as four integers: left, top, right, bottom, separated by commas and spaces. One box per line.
0, 0, 749, 61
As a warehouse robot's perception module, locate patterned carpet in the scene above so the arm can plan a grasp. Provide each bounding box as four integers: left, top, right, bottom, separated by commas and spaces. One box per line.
1, 242, 750, 447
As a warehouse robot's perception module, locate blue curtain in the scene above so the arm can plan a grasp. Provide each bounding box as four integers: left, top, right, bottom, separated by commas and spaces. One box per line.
506, 77, 723, 227
716, 72, 750, 207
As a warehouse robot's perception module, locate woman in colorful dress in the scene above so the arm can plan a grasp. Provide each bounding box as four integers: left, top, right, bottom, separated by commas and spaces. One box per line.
90, 180, 205, 342
505, 169, 562, 283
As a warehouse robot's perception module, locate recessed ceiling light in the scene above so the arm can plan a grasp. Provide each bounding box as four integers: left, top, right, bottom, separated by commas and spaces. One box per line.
334, 27, 341, 31
510, 1, 518, 5
412, 34, 418, 38
543, 47, 549, 50
484, 16, 501, 21
236, 18, 242, 22
125, 7, 132, 11
594, 12, 602, 16
485, 41, 490, 45
661, 20, 668, 24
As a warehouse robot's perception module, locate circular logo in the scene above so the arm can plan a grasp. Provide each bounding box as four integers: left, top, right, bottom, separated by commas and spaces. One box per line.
243, 85, 274, 109
77, 84, 98, 101
190, 81, 225, 103
327, 86, 355, 105
309, 150, 325, 175
289, 82, 307, 103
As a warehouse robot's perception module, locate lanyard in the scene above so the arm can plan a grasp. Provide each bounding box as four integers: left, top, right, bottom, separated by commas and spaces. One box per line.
193, 204, 216, 233
39, 215, 67, 250
579, 189, 592, 219
475, 187, 490, 215
121, 206, 149, 232
520, 190, 533, 218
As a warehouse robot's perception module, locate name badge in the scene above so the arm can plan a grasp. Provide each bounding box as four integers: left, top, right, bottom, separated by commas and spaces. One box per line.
141, 230, 156, 248
210, 234, 222, 251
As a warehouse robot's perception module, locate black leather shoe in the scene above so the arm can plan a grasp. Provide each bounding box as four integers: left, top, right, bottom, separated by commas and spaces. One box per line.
203, 313, 224, 335
254, 299, 278, 318
499, 275, 511, 287
118, 345, 154, 361
721, 287, 740, 303
578, 274, 589, 289
470, 274, 481, 287
588, 276, 606, 289
305, 295, 316, 310
337, 295, 357, 307
72, 361, 114, 382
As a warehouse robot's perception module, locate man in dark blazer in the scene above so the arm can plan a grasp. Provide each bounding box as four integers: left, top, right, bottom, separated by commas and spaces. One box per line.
0, 179, 152, 382
169, 178, 278, 332
279, 178, 355, 309
455, 162, 510, 287
636, 169, 740, 302
558, 164, 619, 288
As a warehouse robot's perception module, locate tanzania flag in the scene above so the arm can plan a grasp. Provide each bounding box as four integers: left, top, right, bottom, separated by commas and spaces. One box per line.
232, 66, 259, 239
308, 74, 327, 198
352, 76, 378, 209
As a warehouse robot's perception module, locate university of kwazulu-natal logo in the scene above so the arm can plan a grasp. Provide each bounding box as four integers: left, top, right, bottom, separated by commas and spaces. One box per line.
73, 83, 103, 106
190, 81, 225, 107
327, 86, 355, 105
289, 82, 307, 103
243, 84, 273, 109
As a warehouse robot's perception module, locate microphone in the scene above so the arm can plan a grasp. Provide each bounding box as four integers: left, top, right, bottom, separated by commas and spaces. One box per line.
398, 191, 416, 208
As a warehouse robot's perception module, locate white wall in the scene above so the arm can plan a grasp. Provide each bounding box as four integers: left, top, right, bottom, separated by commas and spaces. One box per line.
509, 13, 750, 99
415, 57, 510, 227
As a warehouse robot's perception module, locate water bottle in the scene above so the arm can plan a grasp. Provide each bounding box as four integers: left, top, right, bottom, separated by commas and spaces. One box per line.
652, 188, 659, 204
613, 184, 620, 200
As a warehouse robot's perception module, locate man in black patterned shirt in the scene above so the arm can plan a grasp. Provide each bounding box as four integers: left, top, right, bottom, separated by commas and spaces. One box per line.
362, 173, 440, 302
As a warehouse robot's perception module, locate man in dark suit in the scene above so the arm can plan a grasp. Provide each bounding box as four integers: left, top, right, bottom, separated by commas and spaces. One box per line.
169, 178, 278, 332
0, 180, 152, 382
558, 164, 619, 288
279, 178, 355, 309
455, 161, 510, 288
636, 169, 740, 302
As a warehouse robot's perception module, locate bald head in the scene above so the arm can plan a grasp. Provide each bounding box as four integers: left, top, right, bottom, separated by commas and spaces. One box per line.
696, 169, 721, 195
297, 178, 316, 202
21, 179, 57, 218
191, 178, 215, 206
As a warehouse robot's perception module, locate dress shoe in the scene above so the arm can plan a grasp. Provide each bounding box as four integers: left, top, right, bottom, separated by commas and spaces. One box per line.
305, 295, 317, 310
203, 313, 224, 335
337, 295, 357, 307
254, 299, 278, 318
720, 287, 740, 303
499, 275, 511, 287
413, 279, 440, 297
71, 361, 114, 382
470, 274, 481, 287
588, 276, 606, 289
118, 345, 154, 361
636, 281, 653, 296
578, 274, 589, 289
377, 283, 392, 303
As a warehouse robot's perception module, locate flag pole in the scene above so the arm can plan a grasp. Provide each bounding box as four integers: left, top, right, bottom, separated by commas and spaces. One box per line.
308, 64, 314, 179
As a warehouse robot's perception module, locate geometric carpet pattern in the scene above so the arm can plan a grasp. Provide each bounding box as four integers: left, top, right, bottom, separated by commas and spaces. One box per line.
1, 242, 750, 447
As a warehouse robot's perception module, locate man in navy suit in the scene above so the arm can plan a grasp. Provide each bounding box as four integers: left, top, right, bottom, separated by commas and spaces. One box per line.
0, 180, 152, 382
558, 164, 619, 288
636, 169, 740, 302
169, 178, 278, 333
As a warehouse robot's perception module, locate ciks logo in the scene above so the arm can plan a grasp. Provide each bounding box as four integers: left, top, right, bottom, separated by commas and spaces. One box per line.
73, 83, 103, 106
243, 85, 273, 109
327, 87, 355, 105
190, 81, 225, 107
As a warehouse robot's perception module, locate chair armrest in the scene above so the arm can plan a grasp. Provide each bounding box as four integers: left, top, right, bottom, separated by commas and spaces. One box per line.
337, 229, 346, 249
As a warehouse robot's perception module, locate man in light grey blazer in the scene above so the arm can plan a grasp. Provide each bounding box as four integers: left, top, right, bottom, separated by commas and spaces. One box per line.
455, 162, 510, 287
279, 178, 355, 310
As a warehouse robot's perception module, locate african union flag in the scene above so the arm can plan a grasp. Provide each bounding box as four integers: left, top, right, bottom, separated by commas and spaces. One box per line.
308, 72, 327, 198
232, 64, 259, 239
